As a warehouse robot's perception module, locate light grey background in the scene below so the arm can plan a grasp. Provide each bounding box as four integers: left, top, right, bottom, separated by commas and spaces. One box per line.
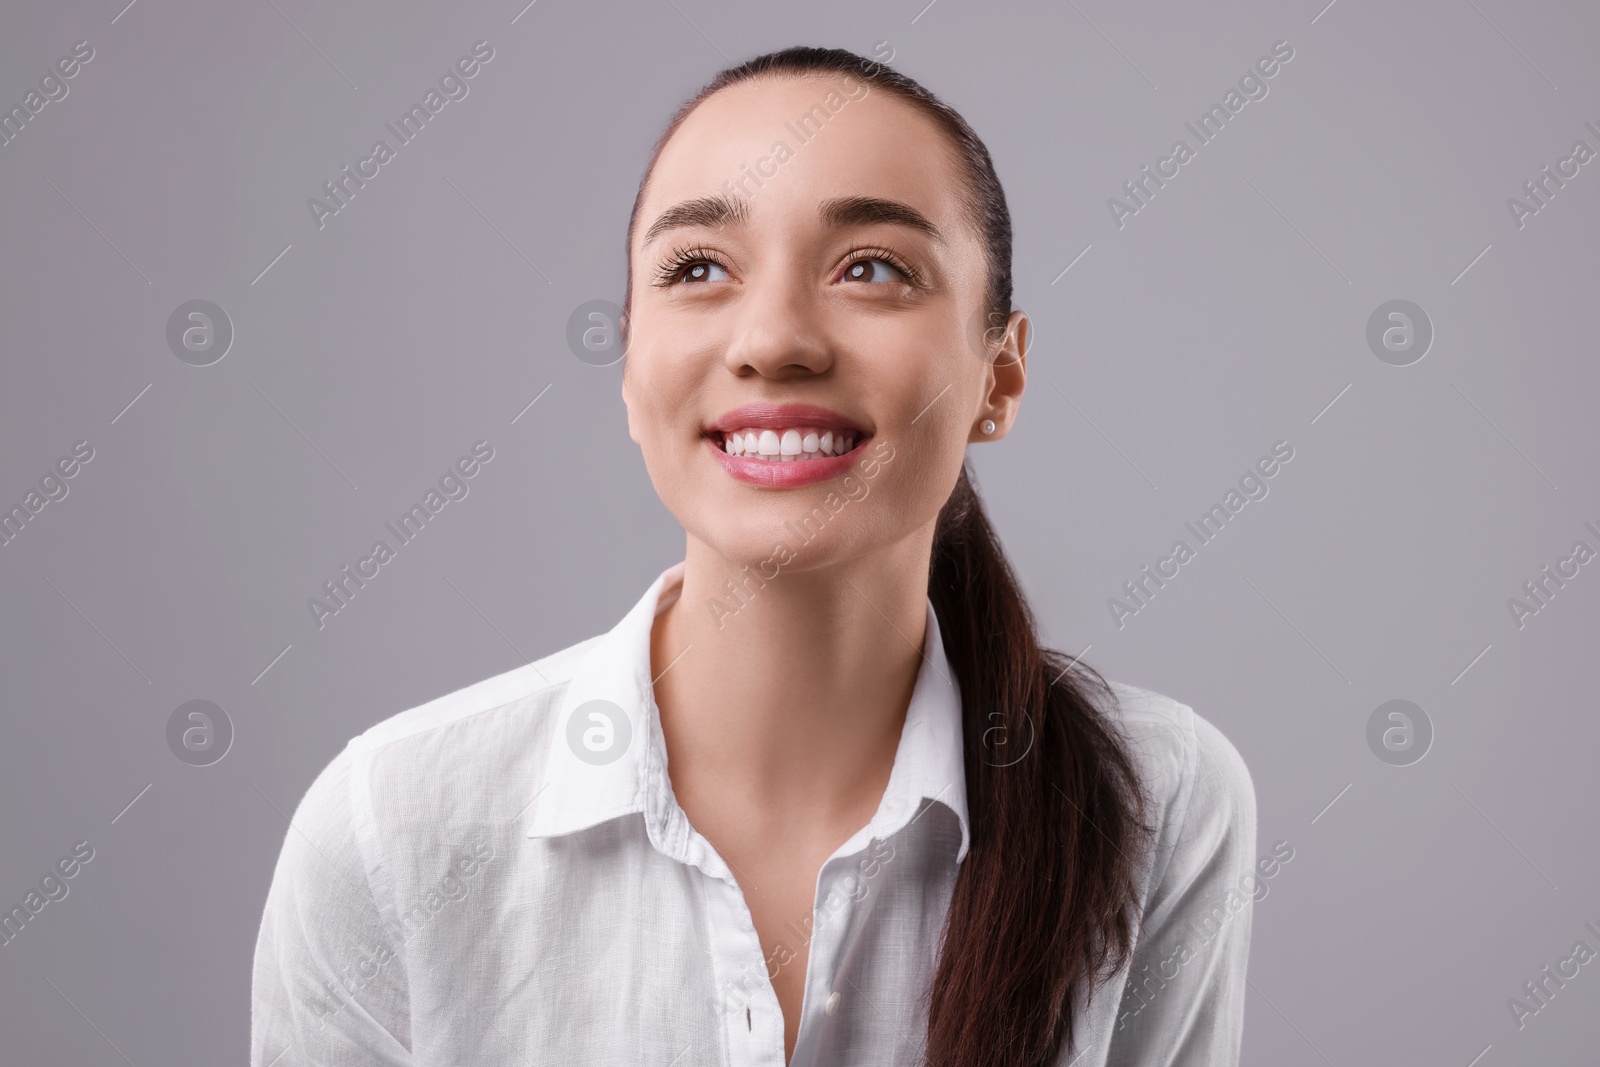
2, 0, 1596, 1063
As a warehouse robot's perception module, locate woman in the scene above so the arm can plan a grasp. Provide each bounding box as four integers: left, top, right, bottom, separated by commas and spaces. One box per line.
252, 46, 1257, 1067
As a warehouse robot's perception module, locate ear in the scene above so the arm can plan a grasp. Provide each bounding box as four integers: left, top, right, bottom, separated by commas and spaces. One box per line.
971, 309, 1028, 441
619, 309, 642, 445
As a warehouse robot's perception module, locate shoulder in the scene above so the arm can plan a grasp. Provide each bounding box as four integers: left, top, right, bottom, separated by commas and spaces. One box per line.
1100, 680, 1257, 874
258, 633, 603, 981
1101, 679, 1255, 808
288, 631, 600, 841
1093, 683, 1258, 1053
356, 632, 599, 753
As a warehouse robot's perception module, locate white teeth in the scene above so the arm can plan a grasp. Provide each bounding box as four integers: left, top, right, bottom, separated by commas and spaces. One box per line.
720, 425, 864, 461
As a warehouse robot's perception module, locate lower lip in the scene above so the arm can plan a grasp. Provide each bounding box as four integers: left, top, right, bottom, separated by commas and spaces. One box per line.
708, 435, 868, 487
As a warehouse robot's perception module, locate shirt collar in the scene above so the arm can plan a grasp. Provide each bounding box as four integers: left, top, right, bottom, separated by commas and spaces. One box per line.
526, 561, 970, 865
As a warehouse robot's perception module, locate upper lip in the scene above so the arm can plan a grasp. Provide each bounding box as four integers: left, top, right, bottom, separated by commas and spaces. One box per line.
707, 403, 870, 436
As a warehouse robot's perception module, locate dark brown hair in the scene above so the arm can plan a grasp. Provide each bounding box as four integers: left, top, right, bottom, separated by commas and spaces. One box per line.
621, 46, 1151, 1066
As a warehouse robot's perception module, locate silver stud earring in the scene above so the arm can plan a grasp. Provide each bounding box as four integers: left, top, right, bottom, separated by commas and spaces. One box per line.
980, 418, 996, 435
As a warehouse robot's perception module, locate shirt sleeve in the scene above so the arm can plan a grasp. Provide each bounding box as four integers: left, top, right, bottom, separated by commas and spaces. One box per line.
251, 742, 414, 1066
1105, 712, 1258, 1066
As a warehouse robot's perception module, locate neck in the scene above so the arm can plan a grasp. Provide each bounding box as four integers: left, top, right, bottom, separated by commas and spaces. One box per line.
651, 523, 936, 828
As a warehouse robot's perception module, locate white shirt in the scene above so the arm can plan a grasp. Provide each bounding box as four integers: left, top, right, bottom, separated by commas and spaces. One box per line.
252, 561, 1257, 1066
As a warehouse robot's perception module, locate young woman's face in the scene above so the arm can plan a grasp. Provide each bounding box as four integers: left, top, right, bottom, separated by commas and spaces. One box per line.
622, 73, 1025, 575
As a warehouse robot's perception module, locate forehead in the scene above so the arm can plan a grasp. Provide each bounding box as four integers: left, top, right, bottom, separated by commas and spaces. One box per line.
636, 73, 970, 248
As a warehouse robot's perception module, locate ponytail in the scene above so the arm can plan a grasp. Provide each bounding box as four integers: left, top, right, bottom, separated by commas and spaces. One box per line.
925, 464, 1150, 1065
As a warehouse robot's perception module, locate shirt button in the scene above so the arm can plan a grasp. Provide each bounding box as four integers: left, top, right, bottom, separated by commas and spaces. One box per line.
825, 991, 841, 1016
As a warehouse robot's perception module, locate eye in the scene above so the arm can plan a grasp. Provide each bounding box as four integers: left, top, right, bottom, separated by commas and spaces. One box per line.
652, 245, 733, 288
678, 260, 729, 284
838, 247, 922, 286
841, 257, 908, 284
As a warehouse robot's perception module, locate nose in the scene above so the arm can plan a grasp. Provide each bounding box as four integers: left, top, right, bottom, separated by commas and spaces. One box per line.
722, 273, 833, 379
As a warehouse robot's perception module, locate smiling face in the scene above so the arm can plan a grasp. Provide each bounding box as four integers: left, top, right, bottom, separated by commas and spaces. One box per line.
621, 72, 1026, 575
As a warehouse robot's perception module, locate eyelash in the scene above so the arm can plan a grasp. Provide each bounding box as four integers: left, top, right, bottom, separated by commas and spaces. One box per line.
650, 244, 924, 288
650, 244, 721, 287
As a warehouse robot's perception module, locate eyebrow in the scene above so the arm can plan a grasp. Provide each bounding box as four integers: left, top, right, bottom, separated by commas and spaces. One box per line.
819, 195, 945, 244
640, 194, 944, 247
641, 195, 748, 247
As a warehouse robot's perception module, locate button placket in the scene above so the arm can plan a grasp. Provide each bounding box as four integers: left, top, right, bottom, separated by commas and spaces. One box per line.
702, 866, 788, 1066
800, 848, 871, 1046
669, 781, 788, 1067
638, 741, 784, 1065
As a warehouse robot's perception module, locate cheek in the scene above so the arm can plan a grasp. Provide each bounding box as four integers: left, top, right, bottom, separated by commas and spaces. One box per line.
627, 351, 722, 521
828, 403, 965, 547
629, 346, 708, 451
843, 343, 981, 536
874, 417, 967, 522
